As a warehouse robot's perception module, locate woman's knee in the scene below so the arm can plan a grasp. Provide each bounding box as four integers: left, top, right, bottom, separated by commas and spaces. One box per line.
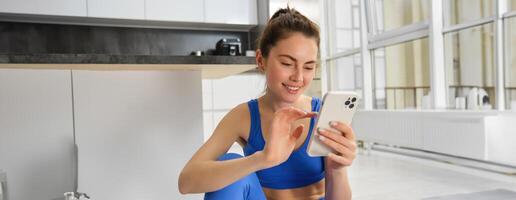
205, 153, 265, 200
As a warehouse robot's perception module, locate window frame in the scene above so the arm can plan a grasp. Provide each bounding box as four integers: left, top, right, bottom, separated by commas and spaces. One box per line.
322, 0, 511, 110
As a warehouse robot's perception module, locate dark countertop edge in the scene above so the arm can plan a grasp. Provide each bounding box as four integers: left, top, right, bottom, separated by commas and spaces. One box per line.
0, 54, 257, 65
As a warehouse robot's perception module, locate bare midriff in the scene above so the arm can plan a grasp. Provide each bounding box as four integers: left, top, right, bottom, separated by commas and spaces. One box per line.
262, 179, 325, 200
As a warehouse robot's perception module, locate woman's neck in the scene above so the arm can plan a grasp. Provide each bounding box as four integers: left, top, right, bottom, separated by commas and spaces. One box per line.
260, 92, 306, 113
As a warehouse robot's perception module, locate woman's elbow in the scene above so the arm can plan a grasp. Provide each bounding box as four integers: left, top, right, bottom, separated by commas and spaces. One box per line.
178, 171, 192, 194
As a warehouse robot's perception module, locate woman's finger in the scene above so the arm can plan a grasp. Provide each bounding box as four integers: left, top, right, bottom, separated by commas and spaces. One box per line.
329, 121, 355, 141
317, 134, 356, 159
304, 111, 318, 118
277, 106, 317, 121
317, 128, 357, 152
328, 153, 353, 166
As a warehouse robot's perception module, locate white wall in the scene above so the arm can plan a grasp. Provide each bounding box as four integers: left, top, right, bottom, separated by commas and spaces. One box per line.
202, 72, 266, 154
0, 69, 75, 200
73, 71, 204, 200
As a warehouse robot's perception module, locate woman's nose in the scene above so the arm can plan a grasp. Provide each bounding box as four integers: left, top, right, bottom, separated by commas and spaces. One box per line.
290, 69, 303, 82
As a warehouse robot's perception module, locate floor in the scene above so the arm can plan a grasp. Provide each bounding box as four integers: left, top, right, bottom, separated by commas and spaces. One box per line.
348, 150, 516, 200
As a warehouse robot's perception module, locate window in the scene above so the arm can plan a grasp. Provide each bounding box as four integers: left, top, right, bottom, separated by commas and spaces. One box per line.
370, 0, 430, 33
444, 0, 494, 26
327, 54, 363, 107
328, 0, 361, 54
324, 0, 362, 103
323, 0, 512, 110
444, 23, 495, 109
373, 38, 430, 109
505, 17, 516, 110
305, 66, 323, 98
510, 0, 516, 11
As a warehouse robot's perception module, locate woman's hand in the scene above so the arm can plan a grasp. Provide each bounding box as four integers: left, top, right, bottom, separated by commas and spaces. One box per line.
317, 121, 357, 171
261, 106, 317, 167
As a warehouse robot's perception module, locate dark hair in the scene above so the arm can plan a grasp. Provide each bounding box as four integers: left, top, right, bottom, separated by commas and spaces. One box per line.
257, 7, 320, 58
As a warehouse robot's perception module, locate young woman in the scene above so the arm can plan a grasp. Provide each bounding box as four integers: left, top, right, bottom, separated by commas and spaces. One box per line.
179, 7, 356, 200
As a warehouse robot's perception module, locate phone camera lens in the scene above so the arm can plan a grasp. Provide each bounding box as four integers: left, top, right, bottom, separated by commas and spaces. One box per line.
349, 104, 355, 109
345, 100, 351, 105
351, 97, 357, 102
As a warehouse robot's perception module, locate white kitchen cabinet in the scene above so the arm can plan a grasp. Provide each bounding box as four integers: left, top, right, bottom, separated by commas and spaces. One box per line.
73, 70, 204, 200
205, 0, 257, 25
0, 69, 75, 200
0, 0, 86, 16
145, 0, 204, 22
87, 0, 144, 19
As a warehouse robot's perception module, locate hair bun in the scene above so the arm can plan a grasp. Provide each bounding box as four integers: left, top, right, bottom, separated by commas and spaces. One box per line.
270, 8, 289, 20
258, 6, 320, 58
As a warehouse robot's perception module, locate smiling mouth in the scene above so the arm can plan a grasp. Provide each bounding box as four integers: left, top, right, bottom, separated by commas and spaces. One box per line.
282, 83, 301, 93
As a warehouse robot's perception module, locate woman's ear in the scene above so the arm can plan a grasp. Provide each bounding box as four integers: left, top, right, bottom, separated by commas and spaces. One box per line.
256, 49, 265, 72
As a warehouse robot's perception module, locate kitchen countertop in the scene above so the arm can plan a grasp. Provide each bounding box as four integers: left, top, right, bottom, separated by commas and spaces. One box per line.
0, 54, 257, 79
0, 54, 256, 64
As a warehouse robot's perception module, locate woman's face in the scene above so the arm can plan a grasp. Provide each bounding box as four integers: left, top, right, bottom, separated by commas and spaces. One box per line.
260, 32, 318, 103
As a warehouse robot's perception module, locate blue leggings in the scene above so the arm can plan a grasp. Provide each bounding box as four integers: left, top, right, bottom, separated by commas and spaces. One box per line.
204, 153, 325, 200
204, 153, 267, 200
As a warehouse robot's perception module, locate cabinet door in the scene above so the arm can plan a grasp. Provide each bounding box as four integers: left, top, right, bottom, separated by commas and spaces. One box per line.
0, 0, 86, 16
87, 0, 144, 19
205, 0, 257, 24
0, 69, 75, 200
73, 71, 204, 200
145, 0, 204, 22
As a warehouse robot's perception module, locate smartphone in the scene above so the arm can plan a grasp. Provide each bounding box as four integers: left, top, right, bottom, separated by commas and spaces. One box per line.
307, 91, 359, 157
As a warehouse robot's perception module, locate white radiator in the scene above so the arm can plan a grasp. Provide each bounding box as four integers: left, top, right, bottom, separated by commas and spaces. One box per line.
352, 110, 501, 161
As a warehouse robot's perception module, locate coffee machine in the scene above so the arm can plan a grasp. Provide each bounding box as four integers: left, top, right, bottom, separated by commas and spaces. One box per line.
215, 38, 242, 56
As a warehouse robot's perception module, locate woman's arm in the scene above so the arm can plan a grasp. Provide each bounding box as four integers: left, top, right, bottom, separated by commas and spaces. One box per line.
178, 104, 316, 194
324, 161, 352, 200
317, 121, 357, 200
178, 104, 267, 194
179, 147, 270, 194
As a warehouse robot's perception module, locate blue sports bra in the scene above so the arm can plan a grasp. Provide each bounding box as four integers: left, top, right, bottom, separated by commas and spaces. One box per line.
243, 97, 325, 189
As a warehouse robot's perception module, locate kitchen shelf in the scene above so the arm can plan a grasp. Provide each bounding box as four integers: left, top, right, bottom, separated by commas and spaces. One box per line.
0, 54, 257, 79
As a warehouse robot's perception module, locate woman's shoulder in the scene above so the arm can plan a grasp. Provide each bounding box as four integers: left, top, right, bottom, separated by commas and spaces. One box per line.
228, 102, 252, 118
218, 101, 252, 130
216, 101, 253, 141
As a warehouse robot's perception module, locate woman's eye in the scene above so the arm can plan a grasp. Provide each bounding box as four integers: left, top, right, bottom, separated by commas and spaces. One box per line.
304, 65, 315, 70
281, 62, 293, 66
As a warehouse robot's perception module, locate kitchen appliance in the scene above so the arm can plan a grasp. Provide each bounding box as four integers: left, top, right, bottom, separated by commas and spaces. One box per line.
215, 38, 241, 56
466, 88, 491, 110
190, 50, 205, 56
64, 192, 90, 200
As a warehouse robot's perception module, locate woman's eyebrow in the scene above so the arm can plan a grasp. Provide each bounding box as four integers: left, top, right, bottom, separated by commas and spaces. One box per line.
278, 54, 296, 61
278, 54, 316, 64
